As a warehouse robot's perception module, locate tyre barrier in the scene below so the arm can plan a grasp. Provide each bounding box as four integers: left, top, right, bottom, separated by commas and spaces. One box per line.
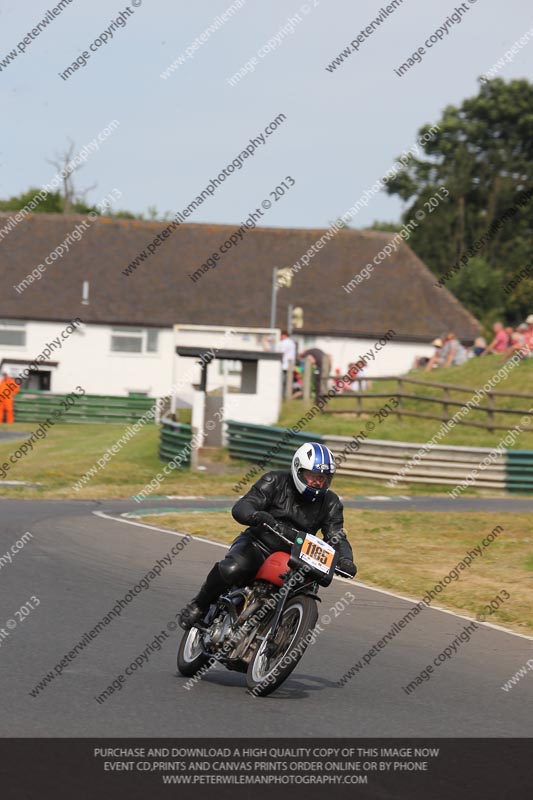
226, 421, 533, 492
159, 418, 193, 466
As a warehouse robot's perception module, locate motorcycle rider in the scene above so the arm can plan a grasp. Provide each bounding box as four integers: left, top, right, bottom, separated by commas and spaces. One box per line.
178, 442, 357, 629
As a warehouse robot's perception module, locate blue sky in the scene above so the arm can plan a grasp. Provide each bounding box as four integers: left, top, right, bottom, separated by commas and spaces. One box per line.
2, 0, 533, 230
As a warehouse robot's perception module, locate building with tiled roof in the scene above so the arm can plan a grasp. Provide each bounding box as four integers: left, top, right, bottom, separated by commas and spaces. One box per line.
0, 213, 480, 398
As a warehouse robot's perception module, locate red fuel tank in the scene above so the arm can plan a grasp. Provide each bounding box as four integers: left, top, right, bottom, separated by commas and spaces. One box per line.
255, 552, 290, 587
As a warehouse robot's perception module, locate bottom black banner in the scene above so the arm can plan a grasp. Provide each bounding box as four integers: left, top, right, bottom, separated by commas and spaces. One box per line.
1, 738, 529, 799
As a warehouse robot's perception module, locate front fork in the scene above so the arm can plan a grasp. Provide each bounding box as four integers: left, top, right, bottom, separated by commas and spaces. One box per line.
262, 575, 320, 657
262, 589, 290, 656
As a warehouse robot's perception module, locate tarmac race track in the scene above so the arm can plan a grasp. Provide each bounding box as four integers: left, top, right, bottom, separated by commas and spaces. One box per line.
1, 497, 532, 737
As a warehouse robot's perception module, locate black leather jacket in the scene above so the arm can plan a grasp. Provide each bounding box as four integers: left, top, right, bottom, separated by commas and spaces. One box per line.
232, 470, 354, 561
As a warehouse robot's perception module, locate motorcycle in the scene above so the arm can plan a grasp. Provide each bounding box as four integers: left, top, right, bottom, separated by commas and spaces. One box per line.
177, 524, 353, 696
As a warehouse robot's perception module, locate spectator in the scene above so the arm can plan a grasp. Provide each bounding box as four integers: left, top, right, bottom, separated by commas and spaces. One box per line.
332, 367, 346, 393
299, 347, 331, 399
522, 314, 533, 356
0, 372, 20, 423
334, 362, 355, 393
347, 360, 371, 391
439, 332, 468, 368
291, 360, 304, 398
504, 325, 515, 346
423, 338, 444, 371
278, 329, 296, 397
472, 336, 487, 357
482, 322, 509, 355
503, 324, 528, 360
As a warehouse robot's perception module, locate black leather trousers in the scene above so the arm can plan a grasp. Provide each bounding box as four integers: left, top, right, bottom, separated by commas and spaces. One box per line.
194, 532, 267, 610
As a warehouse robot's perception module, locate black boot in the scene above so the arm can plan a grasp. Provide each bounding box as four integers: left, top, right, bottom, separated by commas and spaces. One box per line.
195, 564, 227, 609
178, 565, 227, 630
178, 601, 204, 630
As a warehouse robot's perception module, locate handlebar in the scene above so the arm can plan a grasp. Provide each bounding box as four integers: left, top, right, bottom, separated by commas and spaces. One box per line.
264, 522, 295, 547
335, 568, 354, 579
263, 523, 353, 579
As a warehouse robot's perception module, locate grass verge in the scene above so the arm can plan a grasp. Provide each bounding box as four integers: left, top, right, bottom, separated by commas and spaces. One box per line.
0, 423, 514, 499
139, 509, 533, 636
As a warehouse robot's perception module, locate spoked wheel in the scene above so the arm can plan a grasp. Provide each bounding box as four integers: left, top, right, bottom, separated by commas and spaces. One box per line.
246, 595, 318, 697
177, 626, 209, 677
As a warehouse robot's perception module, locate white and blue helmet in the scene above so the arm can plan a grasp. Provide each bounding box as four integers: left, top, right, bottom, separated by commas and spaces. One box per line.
291, 442, 336, 499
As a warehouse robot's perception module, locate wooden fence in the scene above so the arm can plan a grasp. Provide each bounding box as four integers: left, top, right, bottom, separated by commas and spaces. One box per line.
322, 375, 533, 433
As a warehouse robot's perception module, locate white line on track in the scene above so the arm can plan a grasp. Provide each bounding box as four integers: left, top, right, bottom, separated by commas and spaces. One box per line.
92, 509, 533, 641
166, 495, 208, 500
93, 509, 229, 549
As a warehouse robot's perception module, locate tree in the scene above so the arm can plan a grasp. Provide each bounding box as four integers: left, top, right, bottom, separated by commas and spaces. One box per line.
46, 140, 96, 214
0, 187, 162, 221
367, 221, 402, 233
446, 257, 504, 323
0, 187, 63, 213
384, 78, 533, 325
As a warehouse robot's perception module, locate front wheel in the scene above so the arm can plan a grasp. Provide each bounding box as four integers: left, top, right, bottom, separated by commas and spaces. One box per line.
246, 595, 318, 697
177, 626, 209, 677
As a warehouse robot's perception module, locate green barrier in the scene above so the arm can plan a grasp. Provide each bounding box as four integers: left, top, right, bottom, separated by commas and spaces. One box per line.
14, 390, 154, 423
506, 450, 533, 492
227, 420, 323, 469
159, 419, 192, 466
228, 421, 533, 493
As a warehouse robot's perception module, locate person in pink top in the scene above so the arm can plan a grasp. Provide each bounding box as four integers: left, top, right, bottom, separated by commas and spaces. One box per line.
503, 324, 528, 360
482, 322, 510, 355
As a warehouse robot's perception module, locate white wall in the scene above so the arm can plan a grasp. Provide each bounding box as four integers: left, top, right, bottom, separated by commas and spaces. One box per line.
0, 319, 436, 399
0, 320, 175, 396
173, 324, 281, 404
224, 360, 281, 426
293, 335, 436, 377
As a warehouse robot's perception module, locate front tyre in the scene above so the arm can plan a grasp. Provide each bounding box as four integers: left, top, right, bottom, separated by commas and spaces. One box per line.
177, 627, 209, 677
246, 595, 318, 697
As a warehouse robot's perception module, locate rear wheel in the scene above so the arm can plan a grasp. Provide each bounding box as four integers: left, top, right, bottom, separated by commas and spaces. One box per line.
177, 627, 209, 676
246, 595, 318, 697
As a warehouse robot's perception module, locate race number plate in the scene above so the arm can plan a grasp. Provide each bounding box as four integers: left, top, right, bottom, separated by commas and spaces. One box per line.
299, 533, 335, 574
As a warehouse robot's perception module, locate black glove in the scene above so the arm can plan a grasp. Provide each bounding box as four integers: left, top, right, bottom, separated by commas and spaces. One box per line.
337, 557, 357, 577
251, 511, 277, 530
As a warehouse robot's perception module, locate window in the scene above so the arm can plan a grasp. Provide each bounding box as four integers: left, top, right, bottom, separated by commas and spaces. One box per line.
218, 359, 241, 376
0, 320, 26, 347
26, 370, 51, 391
111, 328, 143, 353
146, 329, 159, 352
110, 327, 159, 354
